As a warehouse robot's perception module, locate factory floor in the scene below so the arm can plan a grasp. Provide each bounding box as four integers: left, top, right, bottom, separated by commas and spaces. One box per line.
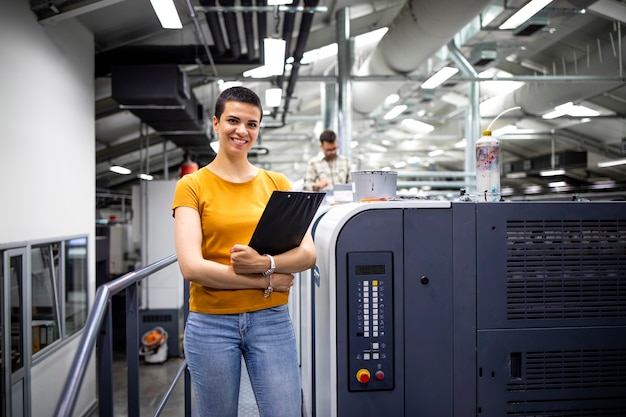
87, 354, 260, 417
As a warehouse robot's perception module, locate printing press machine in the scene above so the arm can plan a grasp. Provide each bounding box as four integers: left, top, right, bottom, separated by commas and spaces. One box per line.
302, 200, 626, 417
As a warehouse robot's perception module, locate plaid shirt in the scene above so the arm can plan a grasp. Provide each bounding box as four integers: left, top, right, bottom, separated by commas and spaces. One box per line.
303, 153, 352, 191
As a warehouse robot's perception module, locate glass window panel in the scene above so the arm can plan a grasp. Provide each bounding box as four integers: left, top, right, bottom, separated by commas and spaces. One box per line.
10, 255, 24, 371
64, 238, 88, 336
30, 244, 61, 354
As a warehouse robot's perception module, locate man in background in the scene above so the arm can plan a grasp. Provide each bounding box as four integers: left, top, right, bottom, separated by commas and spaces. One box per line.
303, 129, 352, 191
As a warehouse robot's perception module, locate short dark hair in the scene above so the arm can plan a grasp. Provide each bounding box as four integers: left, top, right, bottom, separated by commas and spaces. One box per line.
214, 86, 263, 121
319, 129, 337, 144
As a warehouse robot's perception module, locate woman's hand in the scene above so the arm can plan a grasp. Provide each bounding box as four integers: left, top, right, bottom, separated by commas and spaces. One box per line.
270, 272, 295, 292
229, 244, 268, 275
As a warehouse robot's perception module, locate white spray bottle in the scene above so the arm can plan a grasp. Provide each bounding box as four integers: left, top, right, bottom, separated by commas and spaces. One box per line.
475, 106, 521, 202
475, 129, 500, 202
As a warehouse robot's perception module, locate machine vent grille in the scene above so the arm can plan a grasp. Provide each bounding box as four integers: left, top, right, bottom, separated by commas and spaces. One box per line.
505, 219, 626, 320
507, 348, 626, 392
504, 404, 626, 416
141, 313, 173, 323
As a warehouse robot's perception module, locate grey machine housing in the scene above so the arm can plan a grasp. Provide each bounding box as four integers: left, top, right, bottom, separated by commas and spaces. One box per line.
307, 200, 626, 417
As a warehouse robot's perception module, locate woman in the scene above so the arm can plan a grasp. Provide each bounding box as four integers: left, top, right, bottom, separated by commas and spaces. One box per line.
171, 86, 316, 417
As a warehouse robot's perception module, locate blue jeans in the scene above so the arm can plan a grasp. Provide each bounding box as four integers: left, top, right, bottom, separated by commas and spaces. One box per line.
184, 306, 301, 417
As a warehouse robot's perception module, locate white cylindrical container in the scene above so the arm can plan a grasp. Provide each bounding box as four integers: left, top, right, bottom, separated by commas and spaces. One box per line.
475, 130, 501, 202
352, 171, 397, 201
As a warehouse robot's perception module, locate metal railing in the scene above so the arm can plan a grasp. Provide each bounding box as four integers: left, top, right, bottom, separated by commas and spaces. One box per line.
53, 254, 191, 417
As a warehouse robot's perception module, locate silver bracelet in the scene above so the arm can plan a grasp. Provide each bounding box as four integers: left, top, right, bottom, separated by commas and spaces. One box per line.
263, 274, 273, 298
262, 254, 275, 276
262, 254, 275, 297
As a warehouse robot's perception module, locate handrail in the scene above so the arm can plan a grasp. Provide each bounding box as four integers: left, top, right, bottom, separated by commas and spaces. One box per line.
54, 254, 179, 417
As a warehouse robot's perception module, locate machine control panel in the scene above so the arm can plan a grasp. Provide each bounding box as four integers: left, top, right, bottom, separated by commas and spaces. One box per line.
347, 251, 394, 391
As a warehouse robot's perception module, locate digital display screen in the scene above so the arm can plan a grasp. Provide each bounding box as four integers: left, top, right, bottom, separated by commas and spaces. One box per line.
355, 264, 385, 276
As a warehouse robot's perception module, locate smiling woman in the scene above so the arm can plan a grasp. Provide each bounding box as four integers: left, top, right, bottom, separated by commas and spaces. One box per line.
171, 86, 317, 417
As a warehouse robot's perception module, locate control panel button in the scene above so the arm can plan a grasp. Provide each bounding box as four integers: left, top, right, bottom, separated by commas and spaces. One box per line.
375, 371, 385, 381
356, 369, 371, 384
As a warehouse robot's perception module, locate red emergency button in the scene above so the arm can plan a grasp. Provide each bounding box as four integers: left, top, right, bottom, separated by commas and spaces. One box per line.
375, 370, 385, 381
356, 369, 371, 384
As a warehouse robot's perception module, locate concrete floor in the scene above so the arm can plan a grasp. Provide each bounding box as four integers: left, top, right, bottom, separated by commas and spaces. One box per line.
88, 355, 259, 417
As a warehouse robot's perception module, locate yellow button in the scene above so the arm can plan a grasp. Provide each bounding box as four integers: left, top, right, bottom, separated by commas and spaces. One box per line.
356, 369, 371, 384
372, 280, 378, 286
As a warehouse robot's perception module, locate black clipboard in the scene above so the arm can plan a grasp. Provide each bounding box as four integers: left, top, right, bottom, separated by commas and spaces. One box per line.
248, 191, 325, 255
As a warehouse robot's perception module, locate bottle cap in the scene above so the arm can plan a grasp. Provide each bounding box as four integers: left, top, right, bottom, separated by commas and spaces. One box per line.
482, 130, 492, 136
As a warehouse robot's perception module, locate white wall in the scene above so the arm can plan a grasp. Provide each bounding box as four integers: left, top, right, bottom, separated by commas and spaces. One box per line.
0, 1, 96, 416
143, 180, 184, 309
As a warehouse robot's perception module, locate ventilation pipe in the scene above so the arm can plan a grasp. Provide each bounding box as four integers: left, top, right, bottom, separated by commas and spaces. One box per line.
351, 0, 493, 115
487, 31, 626, 117
241, 0, 256, 60
448, 40, 480, 185
256, 0, 268, 59
199, 0, 227, 57
280, 0, 319, 123
219, 0, 242, 59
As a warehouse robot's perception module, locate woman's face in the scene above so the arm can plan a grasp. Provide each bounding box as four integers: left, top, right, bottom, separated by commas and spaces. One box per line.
213, 100, 261, 156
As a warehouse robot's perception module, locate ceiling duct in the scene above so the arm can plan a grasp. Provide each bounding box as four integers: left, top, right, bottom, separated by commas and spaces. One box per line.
111, 65, 211, 149
513, 16, 548, 36
469, 45, 497, 67
280, 0, 318, 122
95, 45, 263, 77
484, 31, 626, 118
351, 0, 493, 115
96, 0, 271, 77
198, 0, 227, 57
504, 151, 588, 175
219, 0, 242, 59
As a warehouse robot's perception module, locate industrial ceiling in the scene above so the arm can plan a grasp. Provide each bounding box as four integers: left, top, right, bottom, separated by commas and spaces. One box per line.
30, 0, 626, 203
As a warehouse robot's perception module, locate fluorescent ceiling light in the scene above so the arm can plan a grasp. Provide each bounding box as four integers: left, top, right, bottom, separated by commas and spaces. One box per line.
150, 0, 182, 29
540, 169, 566, 176
499, 0, 554, 30
421, 67, 459, 89
597, 158, 626, 168
110, 165, 131, 175
138, 173, 154, 181
217, 80, 243, 91
267, 0, 292, 4
542, 101, 600, 119
492, 125, 518, 136
384, 104, 407, 120
506, 172, 527, 179
525, 185, 543, 194
440, 91, 468, 107
365, 143, 389, 153
264, 38, 286, 75
243, 66, 276, 78
265, 88, 282, 107
548, 181, 567, 187
401, 118, 435, 133
454, 138, 467, 148
428, 149, 444, 157
244, 39, 286, 78
384, 94, 400, 106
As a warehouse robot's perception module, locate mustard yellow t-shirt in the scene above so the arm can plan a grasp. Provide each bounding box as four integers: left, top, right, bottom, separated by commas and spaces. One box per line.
171, 167, 292, 314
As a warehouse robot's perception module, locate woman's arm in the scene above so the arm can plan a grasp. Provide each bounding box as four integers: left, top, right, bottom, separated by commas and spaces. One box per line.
174, 206, 291, 290
230, 231, 317, 275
